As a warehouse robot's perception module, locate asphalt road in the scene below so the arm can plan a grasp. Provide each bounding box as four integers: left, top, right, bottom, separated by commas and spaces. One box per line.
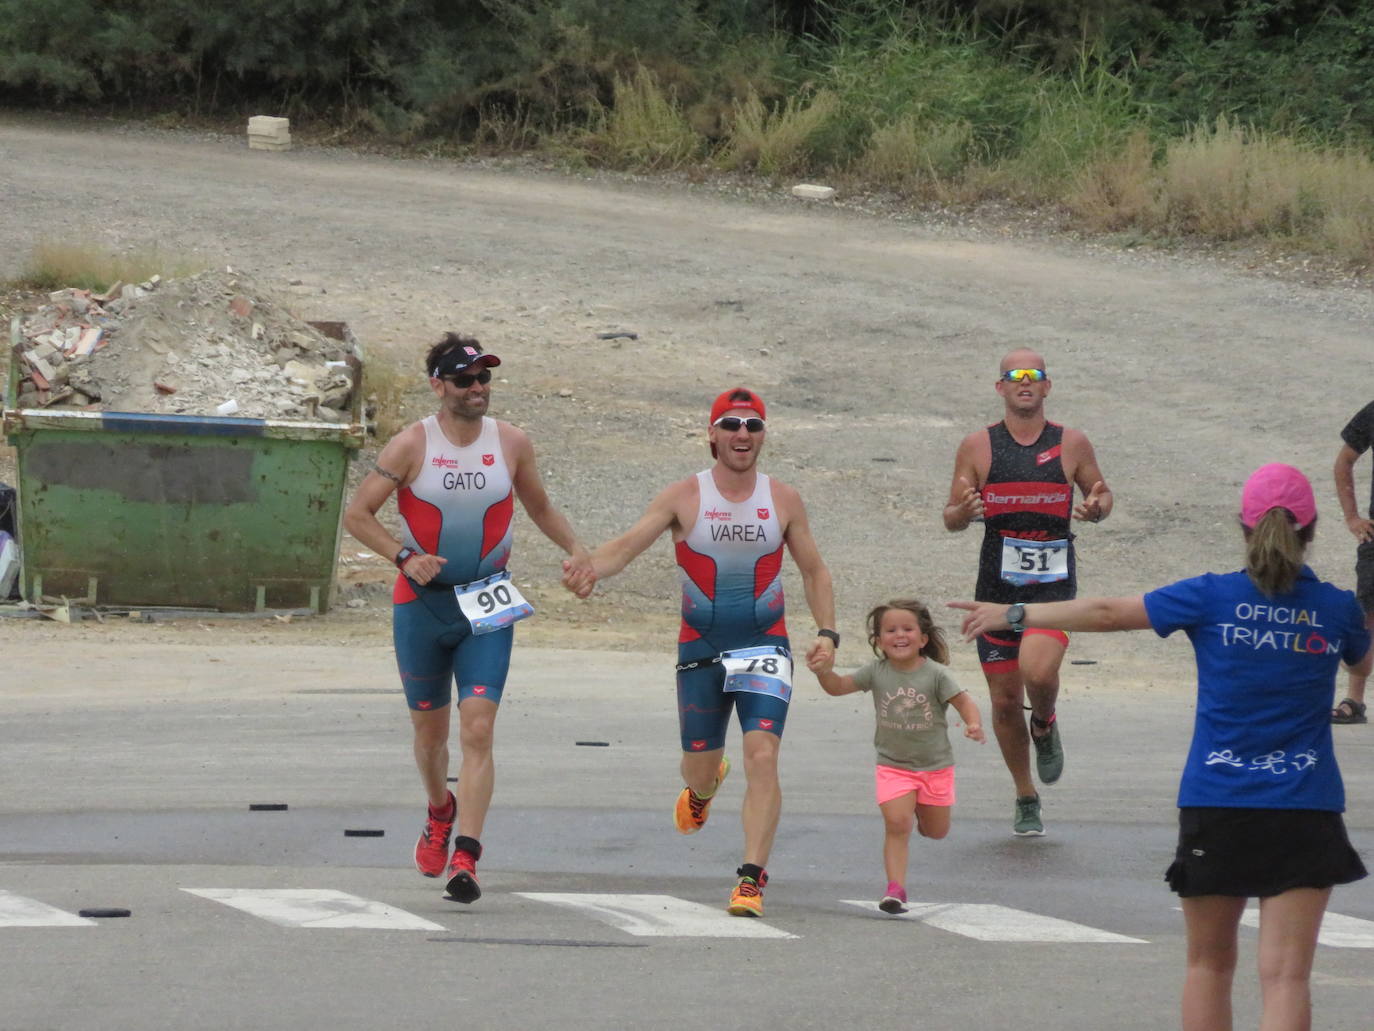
3, 641, 1372, 1031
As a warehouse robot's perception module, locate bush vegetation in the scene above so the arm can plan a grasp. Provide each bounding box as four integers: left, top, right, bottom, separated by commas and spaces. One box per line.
3, 0, 1373, 263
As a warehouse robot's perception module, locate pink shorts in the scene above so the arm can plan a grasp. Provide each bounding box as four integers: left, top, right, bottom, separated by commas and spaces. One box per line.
874, 764, 956, 807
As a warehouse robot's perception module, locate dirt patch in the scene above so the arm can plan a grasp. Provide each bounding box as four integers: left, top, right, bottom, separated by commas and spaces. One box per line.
2, 117, 1372, 677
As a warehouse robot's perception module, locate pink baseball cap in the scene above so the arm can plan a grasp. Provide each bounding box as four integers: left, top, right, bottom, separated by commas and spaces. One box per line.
1241, 463, 1317, 529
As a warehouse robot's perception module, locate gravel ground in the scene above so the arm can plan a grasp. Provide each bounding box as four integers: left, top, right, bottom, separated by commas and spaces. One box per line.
2, 112, 1372, 677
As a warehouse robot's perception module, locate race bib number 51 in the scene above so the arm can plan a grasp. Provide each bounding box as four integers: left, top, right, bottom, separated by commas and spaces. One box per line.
1000, 537, 1069, 586
455, 571, 534, 634
720, 646, 793, 703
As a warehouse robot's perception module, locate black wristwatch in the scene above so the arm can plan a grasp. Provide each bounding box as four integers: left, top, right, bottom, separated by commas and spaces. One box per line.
394, 546, 419, 571
817, 628, 840, 647
1005, 604, 1027, 633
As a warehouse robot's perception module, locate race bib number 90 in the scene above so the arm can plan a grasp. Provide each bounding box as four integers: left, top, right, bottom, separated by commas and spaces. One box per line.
1000, 537, 1069, 587
455, 571, 534, 635
720, 646, 793, 703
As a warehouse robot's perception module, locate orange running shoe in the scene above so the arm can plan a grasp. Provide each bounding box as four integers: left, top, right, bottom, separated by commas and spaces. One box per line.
413, 791, 455, 878
673, 756, 731, 834
444, 835, 483, 904
727, 869, 767, 918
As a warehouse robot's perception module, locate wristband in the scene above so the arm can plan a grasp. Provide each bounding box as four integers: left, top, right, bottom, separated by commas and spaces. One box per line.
394, 546, 419, 571
817, 628, 840, 647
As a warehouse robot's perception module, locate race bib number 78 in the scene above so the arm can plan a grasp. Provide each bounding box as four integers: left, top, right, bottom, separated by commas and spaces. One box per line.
720, 646, 793, 703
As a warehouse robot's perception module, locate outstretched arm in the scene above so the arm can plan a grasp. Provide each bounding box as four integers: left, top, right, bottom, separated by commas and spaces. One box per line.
571, 480, 689, 592
948, 595, 1151, 640
506, 424, 595, 595
780, 484, 838, 669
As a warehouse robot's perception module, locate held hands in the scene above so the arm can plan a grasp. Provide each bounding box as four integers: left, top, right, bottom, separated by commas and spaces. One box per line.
805, 635, 836, 671
806, 643, 837, 675
561, 548, 598, 599
952, 476, 984, 524
946, 600, 1011, 642
1346, 513, 1374, 543
1074, 481, 1108, 522
401, 553, 447, 585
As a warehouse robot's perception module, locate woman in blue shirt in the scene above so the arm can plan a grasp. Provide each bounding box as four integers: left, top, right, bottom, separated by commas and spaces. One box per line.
952, 463, 1370, 1031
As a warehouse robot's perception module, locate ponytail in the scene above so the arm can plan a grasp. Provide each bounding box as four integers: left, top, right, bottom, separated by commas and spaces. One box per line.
1243, 509, 1314, 596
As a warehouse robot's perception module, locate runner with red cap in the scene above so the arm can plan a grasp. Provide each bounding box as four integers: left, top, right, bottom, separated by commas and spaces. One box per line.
949, 462, 1370, 1031
346, 332, 595, 904
568, 386, 837, 917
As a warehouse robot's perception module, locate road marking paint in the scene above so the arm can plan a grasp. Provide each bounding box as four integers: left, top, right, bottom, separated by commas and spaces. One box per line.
182, 889, 445, 930
517, 893, 797, 939
1240, 908, 1374, 949
841, 900, 1147, 943
0, 889, 95, 927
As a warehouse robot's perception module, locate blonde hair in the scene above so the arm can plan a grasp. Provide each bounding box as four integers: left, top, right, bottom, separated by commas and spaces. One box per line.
865, 598, 949, 664
1244, 508, 1315, 596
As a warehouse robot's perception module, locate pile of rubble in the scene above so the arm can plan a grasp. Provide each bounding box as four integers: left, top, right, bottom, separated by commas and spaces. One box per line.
9, 269, 359, 421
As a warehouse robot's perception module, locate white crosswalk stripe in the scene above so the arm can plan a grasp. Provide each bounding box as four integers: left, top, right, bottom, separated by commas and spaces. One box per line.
841, 900, 1147, 943
182, 888, 446, 930
1240, 907, 1374, 949
0, 889, 96, 927
517, 892, 798, 938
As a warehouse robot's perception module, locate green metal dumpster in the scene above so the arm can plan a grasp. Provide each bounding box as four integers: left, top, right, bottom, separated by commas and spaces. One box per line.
3, 319, 365, 613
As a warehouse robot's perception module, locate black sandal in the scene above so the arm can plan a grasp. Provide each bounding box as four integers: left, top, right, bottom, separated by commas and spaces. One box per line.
1331, 698, 1368, 724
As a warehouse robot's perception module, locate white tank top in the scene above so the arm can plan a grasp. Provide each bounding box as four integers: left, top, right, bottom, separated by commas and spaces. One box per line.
397, 416, 514, 585
676, 469, 786, 645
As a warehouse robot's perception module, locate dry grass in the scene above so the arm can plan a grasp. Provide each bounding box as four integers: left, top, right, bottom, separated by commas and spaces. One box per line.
9, 242, 203, 293
361, 346, 415, 442
1061, 118, 1374, 264
719, 88, 839, 176
854, 115, 973, 197
597, 66, 701, 170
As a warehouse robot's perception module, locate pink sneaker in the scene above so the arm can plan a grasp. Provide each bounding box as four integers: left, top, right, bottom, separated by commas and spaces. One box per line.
413, 792, 455, 878
879, 882, 908, 914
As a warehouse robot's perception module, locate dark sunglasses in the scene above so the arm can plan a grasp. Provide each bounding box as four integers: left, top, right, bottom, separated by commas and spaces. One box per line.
712, 415, 766, 433
441, 368, 492, 388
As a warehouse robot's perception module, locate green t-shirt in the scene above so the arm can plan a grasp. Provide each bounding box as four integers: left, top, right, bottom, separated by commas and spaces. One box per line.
852, 658, 966, 772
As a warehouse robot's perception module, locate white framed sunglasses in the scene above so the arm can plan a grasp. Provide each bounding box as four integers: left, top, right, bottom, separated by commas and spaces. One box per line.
712, 415, 766, 433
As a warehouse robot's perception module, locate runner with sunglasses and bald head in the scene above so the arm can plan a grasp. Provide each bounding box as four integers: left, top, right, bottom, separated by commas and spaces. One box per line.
568, 387, 837, 917
943, 349, 1112, 836
345, 332, 595, 904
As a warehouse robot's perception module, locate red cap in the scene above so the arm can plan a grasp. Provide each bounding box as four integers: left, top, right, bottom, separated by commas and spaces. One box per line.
710, 388, 766, 424
1241, 463, 1317, 529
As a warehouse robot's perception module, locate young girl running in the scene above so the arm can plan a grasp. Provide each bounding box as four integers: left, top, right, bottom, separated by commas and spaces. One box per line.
809, 598, 985, 913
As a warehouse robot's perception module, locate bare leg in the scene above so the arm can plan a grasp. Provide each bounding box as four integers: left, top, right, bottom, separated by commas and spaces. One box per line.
740, 729, 781, 867
1019, 632, 1067, 731
985, 669, 1035, 798
410, 706, 452, 808
454, 696, 498, 841
879, 794, 916, 885
680, 747, 726, 797
914, 802, 951, 840
1180, 894, 1246, 1031
1257, 887, 1330, 1031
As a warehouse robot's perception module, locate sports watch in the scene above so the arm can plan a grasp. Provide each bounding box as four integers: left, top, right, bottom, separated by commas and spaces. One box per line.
817, 628, 840, 647
394, 546, 419, 571
1005, 604, 1027, 633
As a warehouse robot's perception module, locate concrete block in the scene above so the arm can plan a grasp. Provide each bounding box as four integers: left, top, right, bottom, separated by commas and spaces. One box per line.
248, 115, 291, 138
791, 183, 836, 200
249, 137, 294, 152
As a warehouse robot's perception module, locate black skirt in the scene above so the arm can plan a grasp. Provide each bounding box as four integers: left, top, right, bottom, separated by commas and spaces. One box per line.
1165, 807, 1368, 898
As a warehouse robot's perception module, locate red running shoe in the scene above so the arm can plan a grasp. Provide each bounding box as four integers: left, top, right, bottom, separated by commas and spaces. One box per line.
414, 792, 455, 878
445, 847, 481, 904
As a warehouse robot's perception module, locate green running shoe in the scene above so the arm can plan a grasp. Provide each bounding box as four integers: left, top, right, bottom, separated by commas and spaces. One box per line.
1013, 794, 1045, 837
1031, 715, 1064, 785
